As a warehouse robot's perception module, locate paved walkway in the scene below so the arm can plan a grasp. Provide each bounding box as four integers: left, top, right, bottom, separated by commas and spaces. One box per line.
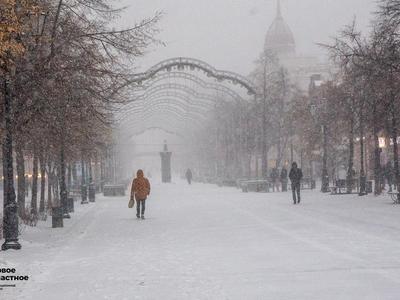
3, 181, 400, 299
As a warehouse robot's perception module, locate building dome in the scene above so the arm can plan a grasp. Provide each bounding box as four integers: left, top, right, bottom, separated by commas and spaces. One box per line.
265, 0, 296, 57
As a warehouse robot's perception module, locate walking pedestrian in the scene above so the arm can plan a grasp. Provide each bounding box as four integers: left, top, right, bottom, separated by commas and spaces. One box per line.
130, 169, 151, 219
289, 162, 303, 204
185, 168, 193, 185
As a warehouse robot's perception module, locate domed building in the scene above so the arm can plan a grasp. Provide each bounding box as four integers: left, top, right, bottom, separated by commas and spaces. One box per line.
263, 0, 331, 90
265, 0, 296, 57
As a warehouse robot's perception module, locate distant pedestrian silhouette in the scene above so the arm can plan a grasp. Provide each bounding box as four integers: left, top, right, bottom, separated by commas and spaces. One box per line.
185, 168, 193, 185
289, 162, 303, 204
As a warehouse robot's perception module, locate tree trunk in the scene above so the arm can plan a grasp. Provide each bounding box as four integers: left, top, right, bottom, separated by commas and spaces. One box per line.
347, 115, 355, 193
81, 156, 88, 203
2, 75, 20, 249
39, 154, 46, 213
72, 163, 78, 188
16, 139, 25, 217
47, 161, 53, 209
59, 138, 68, 218
373, 105, 382, 195
359, 108, 366, 195
67, 164, 72, 192
391, 108, 400, 193
31, 150, 39, 215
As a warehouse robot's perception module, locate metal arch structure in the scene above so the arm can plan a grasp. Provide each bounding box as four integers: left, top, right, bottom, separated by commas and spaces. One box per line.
119, 93, 213, 124
117, 85, 222, 122
125, 117, 200, 139
137, 72, 245, 103
132, 103, 207, 125
127, 57, 257, 95
122, 117, 195, 138
117, 57, 257, 139
127, 83, 218, 108
123, 118, 201, 141
121, 103, 206, 130
126, 127, 186, 139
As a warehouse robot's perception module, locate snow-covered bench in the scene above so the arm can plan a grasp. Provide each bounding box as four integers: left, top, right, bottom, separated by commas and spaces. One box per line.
241, 180, 270, 193
329, 179, 346, 194
301, 177, 316, 190
388, 192, 400, 204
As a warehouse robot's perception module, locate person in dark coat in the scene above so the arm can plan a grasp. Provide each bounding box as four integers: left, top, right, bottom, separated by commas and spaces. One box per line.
289, 162, 303, 204
185, 168, 193, 185
280, 167, 288, 192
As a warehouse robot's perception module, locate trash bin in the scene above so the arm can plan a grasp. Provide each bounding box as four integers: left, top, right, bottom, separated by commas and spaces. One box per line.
52, 206, 63, 228
67, 197, 74, 213
89, 183, 96, 202
366, 180, 373, 194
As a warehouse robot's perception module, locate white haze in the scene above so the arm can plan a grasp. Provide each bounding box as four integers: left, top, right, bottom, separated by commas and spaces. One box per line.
115, 0, 378, 176
118, 0, 377, 74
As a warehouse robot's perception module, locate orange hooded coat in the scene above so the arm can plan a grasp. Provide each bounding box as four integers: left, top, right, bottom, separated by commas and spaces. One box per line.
130, 170, 150, 201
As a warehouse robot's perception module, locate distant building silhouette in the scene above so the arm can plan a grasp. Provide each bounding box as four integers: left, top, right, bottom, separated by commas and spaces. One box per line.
264, 0, 331, 90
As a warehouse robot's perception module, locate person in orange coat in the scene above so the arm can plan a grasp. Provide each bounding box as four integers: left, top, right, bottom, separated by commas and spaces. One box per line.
130, 169, 151, 219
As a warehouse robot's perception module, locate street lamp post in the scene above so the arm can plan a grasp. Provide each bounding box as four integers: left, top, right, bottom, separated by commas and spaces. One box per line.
81, 155, 88, 204
321, 123, 329, 193
88, 159, 95, 202
310, 98, 329, 193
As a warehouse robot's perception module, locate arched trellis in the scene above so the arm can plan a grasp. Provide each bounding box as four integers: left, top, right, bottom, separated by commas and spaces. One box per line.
119, 92, 213, 124
129, 102, 208, 124
127, 127, 186, 139
124, 117, 202, 141
127, 82, 235, 106
125, 116, 200, 139
121, 102, 207, 130
118, 57, 256, 139
127, 57, 256, 95
118, 85, 224, 122
136, 72, 245, 103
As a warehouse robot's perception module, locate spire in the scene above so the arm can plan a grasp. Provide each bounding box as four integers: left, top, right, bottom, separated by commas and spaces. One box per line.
277, 0, 282, 18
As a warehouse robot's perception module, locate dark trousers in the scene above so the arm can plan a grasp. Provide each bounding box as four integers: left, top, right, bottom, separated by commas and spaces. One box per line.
291, 183, 301, 203
136, 199, 146, 216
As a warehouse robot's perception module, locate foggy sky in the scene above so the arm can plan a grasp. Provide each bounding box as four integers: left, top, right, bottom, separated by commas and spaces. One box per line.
118, 0, 377, 76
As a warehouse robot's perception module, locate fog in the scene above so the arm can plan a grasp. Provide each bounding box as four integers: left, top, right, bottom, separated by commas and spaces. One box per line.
119, 0, 377, 74
115, 0, 378, 182
5, 0, 400, 297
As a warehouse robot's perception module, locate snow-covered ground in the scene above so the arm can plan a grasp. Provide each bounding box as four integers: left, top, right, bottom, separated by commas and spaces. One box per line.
2, 181, 400, 299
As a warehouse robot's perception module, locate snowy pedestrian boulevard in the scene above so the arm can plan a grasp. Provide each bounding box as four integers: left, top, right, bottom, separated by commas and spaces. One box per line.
3, 181, 400, 299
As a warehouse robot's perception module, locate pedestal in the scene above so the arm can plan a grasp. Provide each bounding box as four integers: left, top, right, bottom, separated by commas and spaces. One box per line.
160, 151, 172, 183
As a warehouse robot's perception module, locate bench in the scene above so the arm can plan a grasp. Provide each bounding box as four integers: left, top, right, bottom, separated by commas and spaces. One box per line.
217, 179, 237, 187
241, 180, 270, 193
329, 179, 346, 194
388, 192, 400, 204
330, 179, 361, 194
103, 184, 125, 197
330, 179, 373, 195
301, 177, 316, 190
236, 178, 249, 189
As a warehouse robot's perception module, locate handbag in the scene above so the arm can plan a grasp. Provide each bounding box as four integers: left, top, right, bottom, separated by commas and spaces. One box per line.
128, 198, 135, 208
